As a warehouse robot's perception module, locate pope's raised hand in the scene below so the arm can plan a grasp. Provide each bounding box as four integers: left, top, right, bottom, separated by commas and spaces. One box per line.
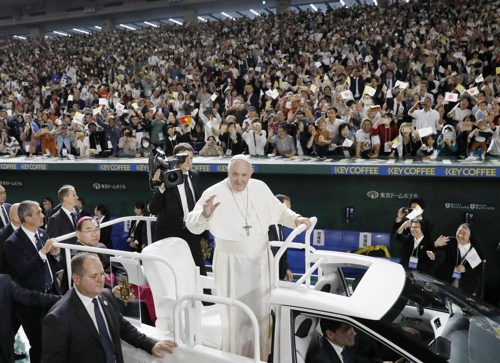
202, 195, 220, 218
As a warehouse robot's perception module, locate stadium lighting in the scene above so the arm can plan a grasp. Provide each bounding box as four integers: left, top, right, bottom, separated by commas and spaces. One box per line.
340, 0, 346, 6
73, 28, 89, 34
95, 26, 101, 29
310, 4, 318, 11
54, 31, 69, 36
144, 21, 158, 27
169, 19, 183, 25
120, 24, 136, 30
250, 9, 260, 16
373, 0, 378, 5
221, 12, 234, 20
198, 16, 207, 22
13, 35, 26, 40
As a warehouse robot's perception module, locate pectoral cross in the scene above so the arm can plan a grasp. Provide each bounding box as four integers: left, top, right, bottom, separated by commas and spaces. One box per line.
243, 224, 252, 236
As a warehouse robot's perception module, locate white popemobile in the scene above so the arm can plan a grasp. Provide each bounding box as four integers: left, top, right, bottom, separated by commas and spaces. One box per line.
54, 216, 500, 363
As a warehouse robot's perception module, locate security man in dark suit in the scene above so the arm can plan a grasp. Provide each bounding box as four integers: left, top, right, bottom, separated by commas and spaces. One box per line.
0, 185, 11, 230
42, 252, 177, 363
0, 204, 20, 275
0, 274, 60, 363
268, 194, 293, 281
0, 204, 28, 361
47, 185, 80, 245
149, 143, 208, 276
4, 200, 62, 363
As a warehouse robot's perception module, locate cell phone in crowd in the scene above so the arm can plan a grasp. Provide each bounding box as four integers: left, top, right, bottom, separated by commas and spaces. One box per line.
231, 130, 237, 137
1, 132, 7, 138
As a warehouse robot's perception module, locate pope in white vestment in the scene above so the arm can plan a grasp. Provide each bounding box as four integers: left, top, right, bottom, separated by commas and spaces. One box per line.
186, 155, 310, 361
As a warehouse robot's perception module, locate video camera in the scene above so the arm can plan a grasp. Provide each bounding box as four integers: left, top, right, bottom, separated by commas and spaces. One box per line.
148, 148, 188, 190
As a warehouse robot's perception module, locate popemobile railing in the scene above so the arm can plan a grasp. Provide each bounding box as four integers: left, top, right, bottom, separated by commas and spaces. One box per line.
52, 215, 292, 363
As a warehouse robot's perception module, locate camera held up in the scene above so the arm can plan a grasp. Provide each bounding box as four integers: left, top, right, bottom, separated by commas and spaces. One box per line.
148, 148, 188, 190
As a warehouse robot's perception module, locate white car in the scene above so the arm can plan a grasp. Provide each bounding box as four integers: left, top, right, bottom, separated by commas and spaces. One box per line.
55, 217, 500, 363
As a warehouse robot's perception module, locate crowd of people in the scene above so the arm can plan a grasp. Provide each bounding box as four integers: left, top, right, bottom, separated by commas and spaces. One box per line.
0, 0, 499, 160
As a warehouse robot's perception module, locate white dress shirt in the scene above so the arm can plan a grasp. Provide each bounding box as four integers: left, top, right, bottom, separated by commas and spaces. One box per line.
75, 288, 112, 337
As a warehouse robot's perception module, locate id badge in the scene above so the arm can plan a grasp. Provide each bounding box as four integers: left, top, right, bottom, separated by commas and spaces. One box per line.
409, 256, 418, 269
96, 145, 102, 153
343, 149, 351, 158
62, 148, 68, 157
45, 148, 50, 156
25, 144, 30, 152
225, 149, 232, 156
158, 132, 164, 141
107, 140, 113, 149
384, 142, 392, 152
452, 269, 461, 280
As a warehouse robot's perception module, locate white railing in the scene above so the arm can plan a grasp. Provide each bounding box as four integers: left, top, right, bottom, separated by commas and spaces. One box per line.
173, 293, 261, 363
271, 217, 318, 289
52, 216, 263, 362
52, 216, 166, 294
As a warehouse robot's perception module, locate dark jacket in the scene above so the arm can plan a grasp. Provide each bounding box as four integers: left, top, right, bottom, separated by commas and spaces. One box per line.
432, 238, 483, 295
42, 288, 156, 363
395, 232, 434, 275
149, 170, 207, 275
0, 274, 60, 363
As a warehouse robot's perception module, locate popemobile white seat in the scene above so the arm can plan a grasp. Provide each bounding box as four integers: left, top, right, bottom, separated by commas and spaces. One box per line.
142, 237, 222, 349
294, 315, 319, 363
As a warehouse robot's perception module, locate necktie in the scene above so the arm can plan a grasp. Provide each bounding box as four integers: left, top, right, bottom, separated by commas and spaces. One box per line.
70, 211, 77, 228
35, 233, 53, 290
92, 298, 116, 363
0, 205, 9, 227
341, 348, 351, 363
184, 175, 195, 212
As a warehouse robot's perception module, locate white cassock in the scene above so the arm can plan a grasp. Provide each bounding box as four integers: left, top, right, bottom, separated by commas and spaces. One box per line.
186, 178, 300, 360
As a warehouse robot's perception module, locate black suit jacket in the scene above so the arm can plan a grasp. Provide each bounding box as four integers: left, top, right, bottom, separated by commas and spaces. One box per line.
42, 288, 157, 363
0, 224, 14, 274
307, 337, 357, 363
0, 274, 60, 363
268, 224, 290, 280
47, 209, 78, 245
99, 215, 114, 250
0, 203, 11, 229
433, 238, 483, 295
395, 233, 434, 275
149, 170, 202, 241
4, 228, 62, 294
149, 170, 207, 274
349, 77, 365, 101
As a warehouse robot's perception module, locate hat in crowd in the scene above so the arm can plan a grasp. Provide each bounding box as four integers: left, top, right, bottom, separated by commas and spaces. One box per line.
247, 106, 256, 112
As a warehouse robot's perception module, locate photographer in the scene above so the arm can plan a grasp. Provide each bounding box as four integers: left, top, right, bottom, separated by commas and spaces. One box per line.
0, 129, 20, 157
218, 121, 243, 156
391, 198, 433, 239
118, 127, 137, 156
408, 96, 443, 135
199, 136, 224, 156
242, 120, 267, 156
149, 143, 208, 277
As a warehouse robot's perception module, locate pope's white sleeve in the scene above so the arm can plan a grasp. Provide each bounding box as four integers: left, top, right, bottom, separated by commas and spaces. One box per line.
186, 197, 211, 235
